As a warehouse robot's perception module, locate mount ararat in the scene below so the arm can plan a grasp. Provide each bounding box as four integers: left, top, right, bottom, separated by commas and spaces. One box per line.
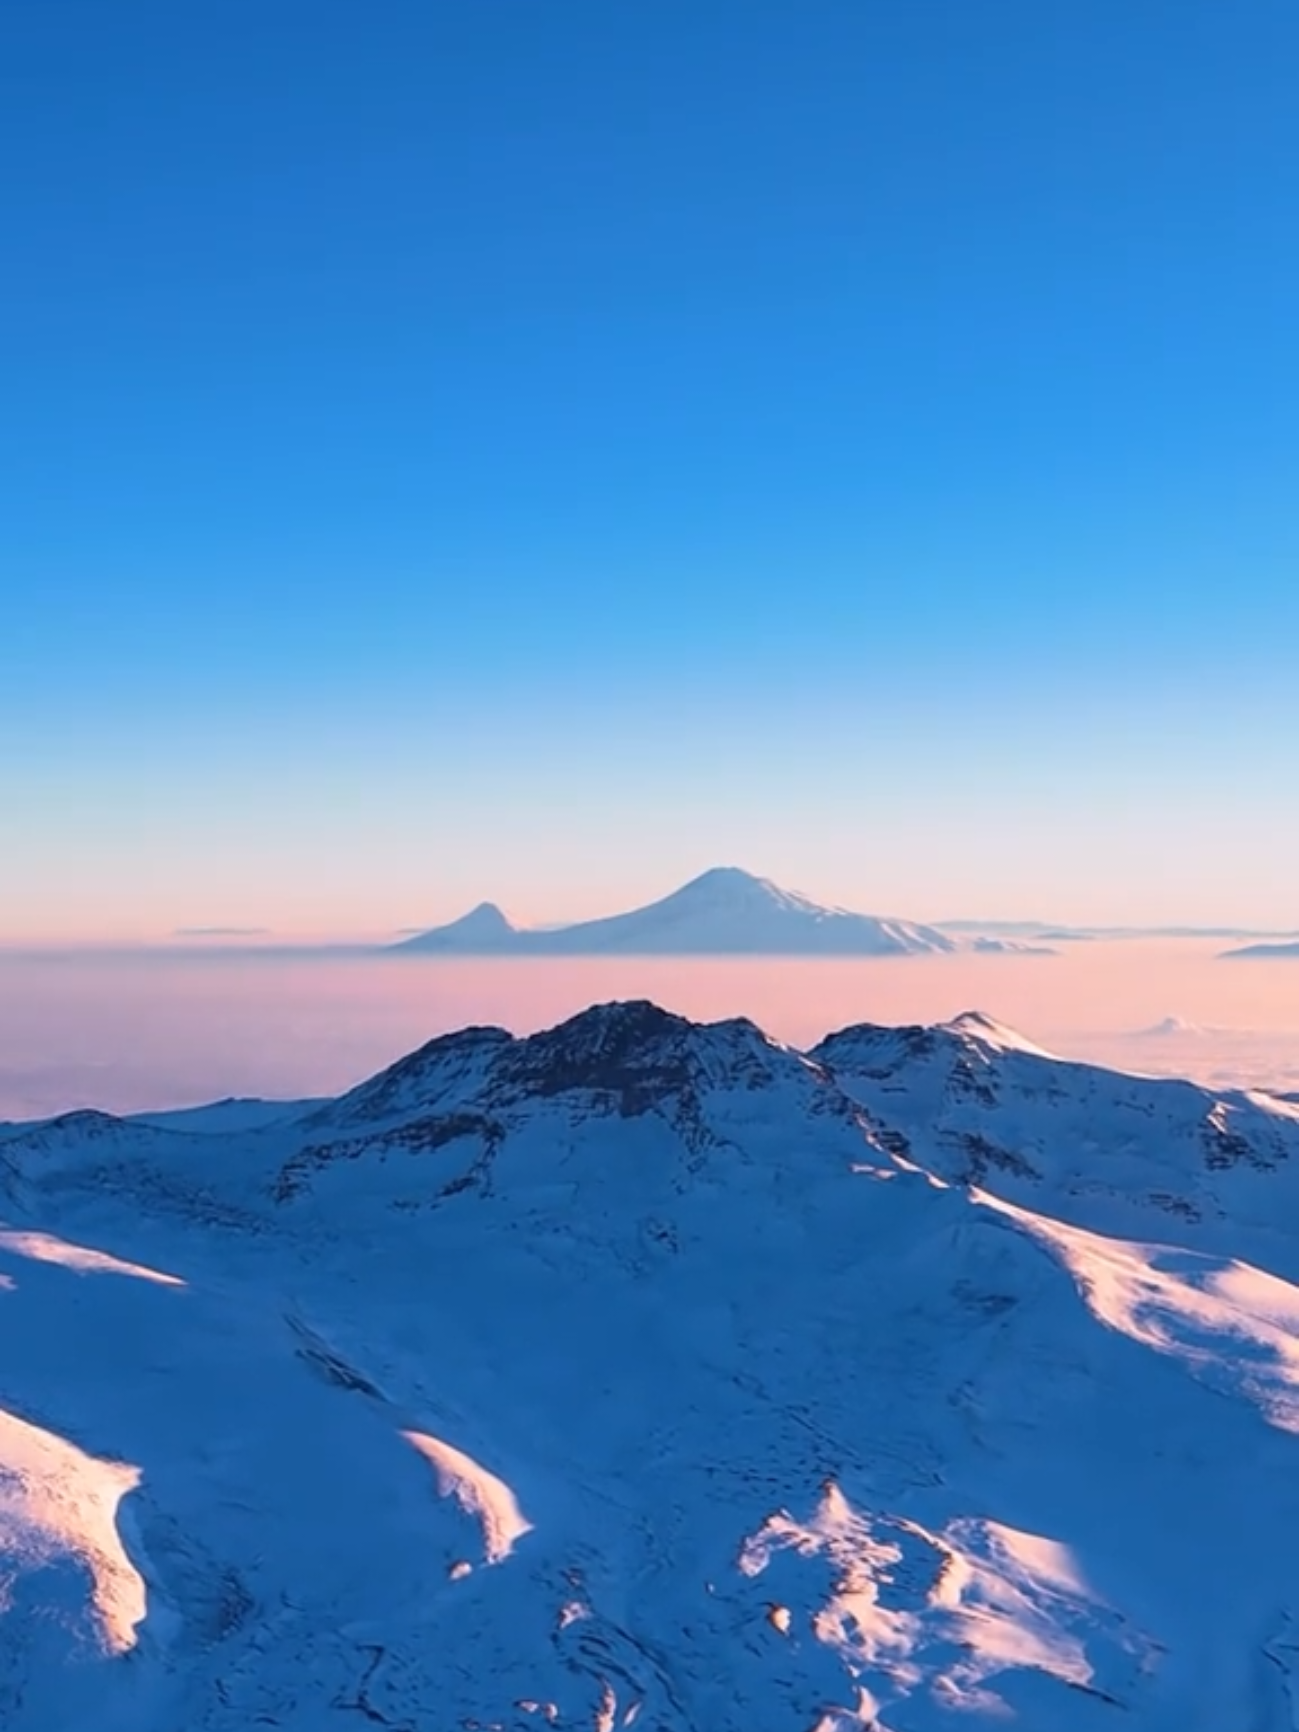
395, 867, 1048, 957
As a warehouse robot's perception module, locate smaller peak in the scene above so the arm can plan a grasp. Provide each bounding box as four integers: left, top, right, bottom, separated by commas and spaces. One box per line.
941, 1011, 1054, 1058
811, 1021, 939, 1064
449, 901, 514, 932
531, 999, 695, 1056
707, 1012, 774, 1044
394, 900, 518, 953
323, 1024, 514, 1125
1137, 1014, 1204, 1039
400, 1024, 515, 1063
47, 1108, 124, 1130
2, 1107, 135, 1148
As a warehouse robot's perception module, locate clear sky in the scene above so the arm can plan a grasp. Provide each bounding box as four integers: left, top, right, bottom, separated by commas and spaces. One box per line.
3, 1, 1297, 939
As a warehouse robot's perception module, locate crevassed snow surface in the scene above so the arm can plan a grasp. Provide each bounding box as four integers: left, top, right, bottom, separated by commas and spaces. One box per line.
3, 999, 1299, 1728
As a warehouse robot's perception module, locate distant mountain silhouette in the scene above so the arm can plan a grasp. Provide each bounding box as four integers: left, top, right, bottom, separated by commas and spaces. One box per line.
394, 866, 957, 956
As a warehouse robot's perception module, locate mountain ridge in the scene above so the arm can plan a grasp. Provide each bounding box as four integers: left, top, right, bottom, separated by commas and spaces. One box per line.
5, 1001, 1299, 1728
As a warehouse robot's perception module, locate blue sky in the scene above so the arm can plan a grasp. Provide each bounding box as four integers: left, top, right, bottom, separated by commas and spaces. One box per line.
3, 1, 1297, 936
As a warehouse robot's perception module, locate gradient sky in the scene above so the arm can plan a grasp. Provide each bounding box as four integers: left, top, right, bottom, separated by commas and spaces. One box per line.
4, 1, 1298, 939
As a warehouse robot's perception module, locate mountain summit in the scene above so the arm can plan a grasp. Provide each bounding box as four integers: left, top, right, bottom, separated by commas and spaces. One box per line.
395, 866, 957, 956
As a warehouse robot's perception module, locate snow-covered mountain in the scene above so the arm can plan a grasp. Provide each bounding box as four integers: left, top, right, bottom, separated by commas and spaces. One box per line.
395, 867, 959, 955
4, 1001, 1299, 1729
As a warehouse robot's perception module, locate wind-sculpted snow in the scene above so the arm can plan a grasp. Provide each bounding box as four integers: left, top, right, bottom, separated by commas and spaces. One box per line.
0, 1408, 146, 1658
739, 1486, 1156, 1721
0, 1227, 184, 1286
402, 1429, 534, 1565
987, 1192, 1299, 1435
4, 999, 1299, 1728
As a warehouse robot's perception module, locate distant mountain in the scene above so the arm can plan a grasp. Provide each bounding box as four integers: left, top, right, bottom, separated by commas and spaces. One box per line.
1223, 940, 1299, 959
401, 900, 521, 953
968, 934, 1056, 955
5, 1000, 1299, 1727
1135, 1015, 1208, 1038
394, 867, 960, 956
944, 919, 1299, 942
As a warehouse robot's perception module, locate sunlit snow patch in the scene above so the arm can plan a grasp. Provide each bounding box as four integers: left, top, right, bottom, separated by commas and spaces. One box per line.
986, 1192, 1299, 1433
0, 1406, 146, 1654
739, 1480, 1149, 1716
941, 1010, 1058, 1059
401, 1429, 533, 1566
0, 1228, 184, 1287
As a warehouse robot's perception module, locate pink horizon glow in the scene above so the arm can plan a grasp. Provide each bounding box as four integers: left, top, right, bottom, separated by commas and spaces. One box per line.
1, 939, 1296, 1122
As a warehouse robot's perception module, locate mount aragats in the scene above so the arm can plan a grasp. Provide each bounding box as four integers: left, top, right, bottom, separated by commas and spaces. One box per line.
6, 1000, 1299, 1729
394, 867, 1051, 955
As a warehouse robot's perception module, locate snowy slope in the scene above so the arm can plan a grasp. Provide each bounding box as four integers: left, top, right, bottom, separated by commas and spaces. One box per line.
812, 1009, 1299, 1268
395, 867, 958, 954
129, 1097, 326, 1134
4, 1002, 1299, 1728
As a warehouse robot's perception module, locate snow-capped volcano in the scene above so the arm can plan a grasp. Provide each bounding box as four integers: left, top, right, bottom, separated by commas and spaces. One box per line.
401, 899, 520, 951
4, 1002, 1299, 1728
396, 866, 957, 955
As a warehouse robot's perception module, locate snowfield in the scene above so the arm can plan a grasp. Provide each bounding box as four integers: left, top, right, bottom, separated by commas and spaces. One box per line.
3, 999, 1299, 1728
